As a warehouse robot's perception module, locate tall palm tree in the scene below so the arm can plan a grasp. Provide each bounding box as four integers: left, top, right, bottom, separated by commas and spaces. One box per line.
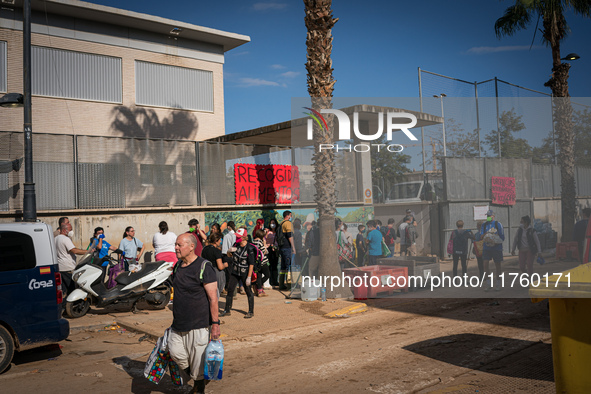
495, 0, 591, 241
304, 0, 351, 297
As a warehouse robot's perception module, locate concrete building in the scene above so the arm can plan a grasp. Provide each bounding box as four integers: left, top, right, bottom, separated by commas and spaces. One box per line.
0, 0, 249, 140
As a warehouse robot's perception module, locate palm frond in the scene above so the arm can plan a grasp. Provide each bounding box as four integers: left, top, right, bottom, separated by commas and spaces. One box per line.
494, 3, 534, 38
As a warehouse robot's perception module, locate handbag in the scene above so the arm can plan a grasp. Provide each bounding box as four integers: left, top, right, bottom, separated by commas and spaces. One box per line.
473, 239, 484, 258
381, 239, 390, 256
337, 231, 353, 263
447, 233, 454, 255
144, 327, 184, 386
144, 328, 170, 384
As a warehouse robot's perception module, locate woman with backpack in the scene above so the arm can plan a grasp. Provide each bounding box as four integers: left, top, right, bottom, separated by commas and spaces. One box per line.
201, 232, 227, 297
448, 220, 474, 277
220, 228, 255, 319
265, 218, 280, 288
511, 215, 541, 276
253, 229, 270, 297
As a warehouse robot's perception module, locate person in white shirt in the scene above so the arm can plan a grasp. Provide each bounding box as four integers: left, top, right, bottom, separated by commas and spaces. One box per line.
221, 221, 239, 295
153, 221, 178, 263
55, 223, 87, 294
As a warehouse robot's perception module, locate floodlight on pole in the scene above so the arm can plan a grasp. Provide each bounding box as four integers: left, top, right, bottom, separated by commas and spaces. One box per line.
0, 93, 24, 108
561, 53, 580, 61
433, 93, 447, 157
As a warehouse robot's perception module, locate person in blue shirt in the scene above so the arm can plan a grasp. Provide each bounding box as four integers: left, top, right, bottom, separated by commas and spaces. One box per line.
480, 210, 505, 291
365, 220, 383, 266
89, 227, 118, 266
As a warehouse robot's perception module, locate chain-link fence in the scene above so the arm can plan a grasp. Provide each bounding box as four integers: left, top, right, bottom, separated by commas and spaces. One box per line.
419, 69, 591, 167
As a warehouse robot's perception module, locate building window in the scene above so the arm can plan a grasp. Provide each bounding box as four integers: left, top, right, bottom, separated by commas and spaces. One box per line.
135, 60, 213, 112
0, 41, 6, 93
32, 46, 122, 103
0, 231, 36, 272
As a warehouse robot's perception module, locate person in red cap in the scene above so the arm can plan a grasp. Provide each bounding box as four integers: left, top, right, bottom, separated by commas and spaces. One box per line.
220, 227, 256, 318
252, 218, 265, 240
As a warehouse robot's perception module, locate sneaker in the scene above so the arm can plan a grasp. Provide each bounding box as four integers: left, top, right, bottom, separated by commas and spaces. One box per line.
258, 291, 268, 297
238, 287, 245, 295
244, 312, 254, 319
221, 290, 227, 296
484, 279, 492, 292
219, 310, 231, 317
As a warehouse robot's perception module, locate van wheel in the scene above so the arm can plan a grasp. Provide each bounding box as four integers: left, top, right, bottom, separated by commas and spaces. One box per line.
65, 299, 90, 318
0, 325, 15, 374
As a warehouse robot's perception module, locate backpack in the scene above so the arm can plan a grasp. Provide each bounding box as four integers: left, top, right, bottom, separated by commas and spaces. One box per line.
276, 220, 288, 248
516, 227, 539, 253
452, 229, 470, 255
384, 227, 396, 245
249, 242, 265, 271
482, 221, 502, 247
172, 257, 211, 281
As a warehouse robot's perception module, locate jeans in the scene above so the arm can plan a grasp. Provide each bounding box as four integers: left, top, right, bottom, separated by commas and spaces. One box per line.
268, 248, 279, 286
256, 264, 270, 290
224, 274, 254, 314
452, 254, 467, 276
368, 255, 380, 266
280, 248, 292, 272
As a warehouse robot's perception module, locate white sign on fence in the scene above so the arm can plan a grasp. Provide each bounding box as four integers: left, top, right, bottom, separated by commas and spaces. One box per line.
473, 205, 489, 221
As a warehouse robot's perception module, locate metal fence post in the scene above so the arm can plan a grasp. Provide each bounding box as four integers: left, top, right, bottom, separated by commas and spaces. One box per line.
195, 141, 202, 206
475, 81, 482, 157
494, 77, 501, 158
418, 67, 426, 181
74, 135, 79, 209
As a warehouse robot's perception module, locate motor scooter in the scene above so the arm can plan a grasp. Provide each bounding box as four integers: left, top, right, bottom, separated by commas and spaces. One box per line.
64, 251, 173, 318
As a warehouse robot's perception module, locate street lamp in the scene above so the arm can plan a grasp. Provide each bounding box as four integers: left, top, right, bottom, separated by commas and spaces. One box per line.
1, 0, 35, 221
433, 93, 447, 157
561, 53, 580, 61
0, 93, 24, 108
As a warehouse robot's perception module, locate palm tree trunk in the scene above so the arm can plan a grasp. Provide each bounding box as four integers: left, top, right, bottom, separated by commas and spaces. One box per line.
543, 15, 576, 242
304, 0, 351, 298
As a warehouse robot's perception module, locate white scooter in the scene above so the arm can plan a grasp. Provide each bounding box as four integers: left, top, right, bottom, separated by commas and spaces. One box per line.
64, 252, 173, 318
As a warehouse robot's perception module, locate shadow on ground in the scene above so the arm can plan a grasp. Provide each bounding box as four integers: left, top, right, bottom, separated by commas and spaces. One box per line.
403, 333, 553, 382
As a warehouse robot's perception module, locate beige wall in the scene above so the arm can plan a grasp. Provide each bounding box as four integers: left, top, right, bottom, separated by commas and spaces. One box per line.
0, 29, 225, 141
0, 211, 207, 262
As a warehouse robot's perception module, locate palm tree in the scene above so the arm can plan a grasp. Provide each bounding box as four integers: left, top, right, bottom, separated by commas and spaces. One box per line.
494, 0, 591, 241
304, 0, 351, 298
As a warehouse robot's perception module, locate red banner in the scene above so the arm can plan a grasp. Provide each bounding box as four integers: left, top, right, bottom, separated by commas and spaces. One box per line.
491, 176, 516, 206
234, 164, 300, 205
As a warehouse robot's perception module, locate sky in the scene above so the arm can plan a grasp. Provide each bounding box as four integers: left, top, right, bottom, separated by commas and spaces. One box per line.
85, 0, 591, 141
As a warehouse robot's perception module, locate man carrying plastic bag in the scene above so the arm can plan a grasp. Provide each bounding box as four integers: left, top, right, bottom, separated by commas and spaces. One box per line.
168, 233, 221, 394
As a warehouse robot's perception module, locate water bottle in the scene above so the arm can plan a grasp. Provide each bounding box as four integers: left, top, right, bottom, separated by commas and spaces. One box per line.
204, 340, 224, 380
321, 287, 326, 302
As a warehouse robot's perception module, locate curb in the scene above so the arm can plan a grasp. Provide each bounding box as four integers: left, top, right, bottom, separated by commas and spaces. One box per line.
324, 303, 368, 318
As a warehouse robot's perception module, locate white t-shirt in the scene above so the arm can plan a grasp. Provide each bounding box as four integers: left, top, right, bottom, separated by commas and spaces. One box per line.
55, 234, 77, 272
152, 231, 177, 255
222, 230, 236, 254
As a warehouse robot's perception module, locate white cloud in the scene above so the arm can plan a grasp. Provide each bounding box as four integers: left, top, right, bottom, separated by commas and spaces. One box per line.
467, 45, 542, 54
238, 78, 285, 87
270, 64, 286, 69
228, 51, 250, 57
253, 3, 288, 11
281, 71, 300, 78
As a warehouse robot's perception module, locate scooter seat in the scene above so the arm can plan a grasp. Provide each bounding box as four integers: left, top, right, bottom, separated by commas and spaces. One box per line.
115, 261, 166, 286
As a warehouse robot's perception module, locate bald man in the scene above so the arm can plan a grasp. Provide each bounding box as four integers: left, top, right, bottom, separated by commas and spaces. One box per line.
168, 233, 219, 393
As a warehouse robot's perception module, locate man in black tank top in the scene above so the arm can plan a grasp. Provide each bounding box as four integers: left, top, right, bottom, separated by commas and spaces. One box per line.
168, 233, 220, 393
